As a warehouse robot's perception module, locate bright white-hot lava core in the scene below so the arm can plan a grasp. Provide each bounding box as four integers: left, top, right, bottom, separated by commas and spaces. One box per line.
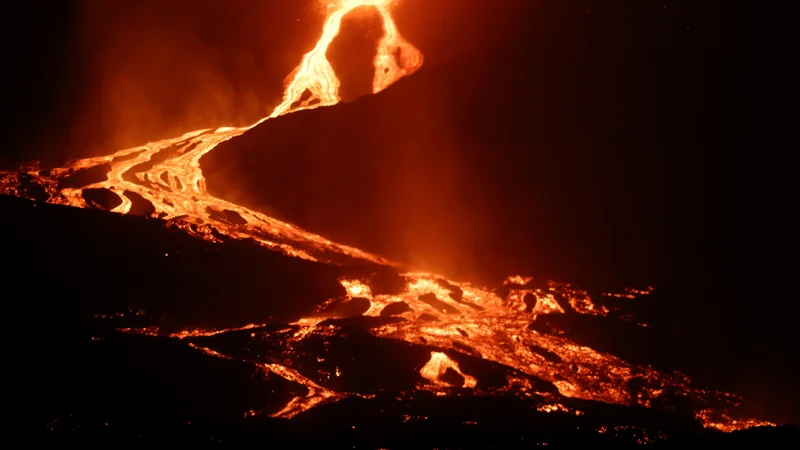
0, 0, 773, 433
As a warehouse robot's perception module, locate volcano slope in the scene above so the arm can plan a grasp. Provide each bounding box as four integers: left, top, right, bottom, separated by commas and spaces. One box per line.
3, 194, 798, 448
201, 1, 748, 288
202, 31, 796, 426
201, 23, 745, 291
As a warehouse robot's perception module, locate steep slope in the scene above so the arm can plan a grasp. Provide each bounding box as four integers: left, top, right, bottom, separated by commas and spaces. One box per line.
202, 33, 741, 289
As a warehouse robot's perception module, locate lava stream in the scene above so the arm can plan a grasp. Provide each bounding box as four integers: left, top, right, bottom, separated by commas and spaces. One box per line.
1, 0, 421, 265
0, 0, 774, 433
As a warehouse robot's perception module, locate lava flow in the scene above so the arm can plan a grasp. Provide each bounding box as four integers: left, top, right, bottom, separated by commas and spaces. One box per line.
0, 0, 774, 435
2, 0, 422, 266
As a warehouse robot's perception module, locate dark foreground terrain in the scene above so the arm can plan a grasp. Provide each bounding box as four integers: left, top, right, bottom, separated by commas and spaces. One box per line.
3, 195, 797, 448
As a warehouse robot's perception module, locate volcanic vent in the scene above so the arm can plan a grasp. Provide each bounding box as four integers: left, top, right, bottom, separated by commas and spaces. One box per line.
1, 0, 793, 447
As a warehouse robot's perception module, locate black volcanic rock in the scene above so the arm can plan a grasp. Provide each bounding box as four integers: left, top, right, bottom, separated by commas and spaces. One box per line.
82, 187, 123, 211
434, 278, 484, 311
191, 5, 794, 422
123, 189, 156, 216
317, 315, 406, 331
418, 293, 460, 315
523, 292, 538, 313
435, 278, 462, 298
4, 173, 49, 201
206, 207, 248, 226
366, 266, 406, 295
494, 285, 511, 301
527, 313, 705, 376
552, 292, 572, 312
60, 164, 111, 189
452, 341, 481, 358
0, 195, 345, 330
318, 297, 371, 318
440, 367, 466, 387
380, 300, 412, 317
528, 318, 566, 336
528, 344, 562, 364
202, 44, 686, 288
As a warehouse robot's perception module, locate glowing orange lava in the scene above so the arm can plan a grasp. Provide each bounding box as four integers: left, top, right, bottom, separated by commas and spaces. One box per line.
420, 351, 477, 389
1, 0, 421, 266
0, 0, 772, 434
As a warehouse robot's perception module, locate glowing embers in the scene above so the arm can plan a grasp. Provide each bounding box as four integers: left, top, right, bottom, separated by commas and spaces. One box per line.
362, 273, 690, 410
333, 274, 495, 319
419, 351, 477, 390
184, 338, 344, 419
262, 363, 343, 419
503, 276, 611, 317
340, 278, 373, 299
547, 281, 609, 316
503, 276, 612, 317
170, 323, 265, 339
694, 409, 775, 433
536, 402, 584, 416
117, 326, 160, 337
503, 275, 566, 317
602, 286, 655, 299
506, 289, 565, 316
503, 275, 533, 286
82, 264, 782, 431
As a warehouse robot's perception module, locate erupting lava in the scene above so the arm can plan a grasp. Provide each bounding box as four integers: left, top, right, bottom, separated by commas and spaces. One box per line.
0, 0, 774, 435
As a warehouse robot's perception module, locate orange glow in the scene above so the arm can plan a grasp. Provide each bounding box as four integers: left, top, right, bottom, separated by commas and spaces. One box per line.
170, 323, 264, 339
602, 286, 655, 299
0, 0, 772, 434
695, 409, 775, 433
340, 279, 373, 298
420, 351, 477, 389
1, 0, 420, 266
263, 363, 344, 419
504, 275, 533, 286
537, 403, 584, 416
548, 280, 609, 316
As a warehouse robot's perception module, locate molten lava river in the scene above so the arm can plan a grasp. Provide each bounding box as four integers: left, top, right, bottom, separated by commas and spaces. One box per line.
0, 0, 773, 439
